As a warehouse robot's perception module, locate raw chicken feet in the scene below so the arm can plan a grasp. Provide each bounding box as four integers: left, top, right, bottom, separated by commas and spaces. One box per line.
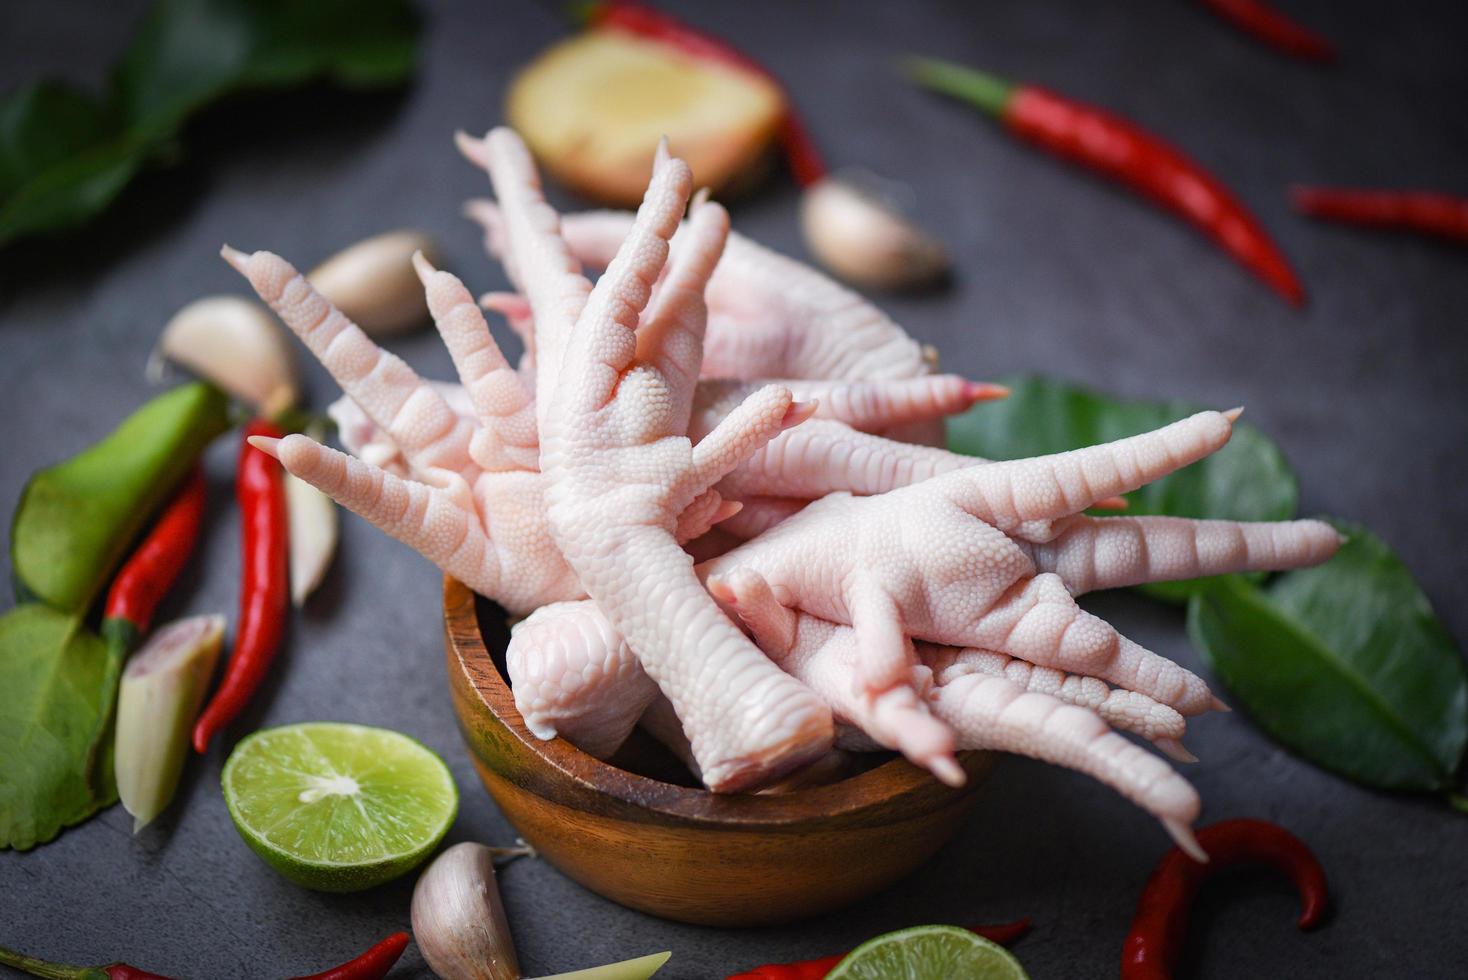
476, 127, 834, 790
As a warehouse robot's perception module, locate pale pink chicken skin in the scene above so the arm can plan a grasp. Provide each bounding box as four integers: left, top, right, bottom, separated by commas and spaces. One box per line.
700, 413, 1341, 794
225, 227, 1009, 765
505, 504, 1336, 779
329, 377, 997, 504
465, 200, 948, 447
246, 214, 1338, 827
224, 244, 579, 616
330, 374, 1007, 750
472, 127, 837, 791
465, 203, 933, 384
224, 124, 1345, 851
228, 247, 971, 618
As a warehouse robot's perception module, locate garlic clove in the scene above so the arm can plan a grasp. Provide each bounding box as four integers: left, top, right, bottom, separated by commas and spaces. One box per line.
798, 173, 949, 291
115, 614, 226, 832
155, 295, 298, 416
285, 472, 337, 607
527, 951, 673, 980
411, 842, 521, 980
308, 230, 438, 336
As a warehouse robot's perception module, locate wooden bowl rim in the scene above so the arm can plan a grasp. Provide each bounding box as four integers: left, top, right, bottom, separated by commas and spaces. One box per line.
444, 576, 989, 828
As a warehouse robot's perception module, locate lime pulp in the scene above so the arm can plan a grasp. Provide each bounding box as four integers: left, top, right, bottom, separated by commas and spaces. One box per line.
221, 722, 457, 892
826, 924, 1030, 980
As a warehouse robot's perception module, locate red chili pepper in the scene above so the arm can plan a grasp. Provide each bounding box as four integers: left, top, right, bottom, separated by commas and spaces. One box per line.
1291, 185, 1468, 245
100, 466, 207, 652
1200, 0, 1336, 63
725, 920, 1031, 980
0, 944, 176, 980
586, 1, 828, 186
192, 420, 289, 752
1120, 818, 1328, 980
286, 932, 411, 980
907, 57, 1304, 306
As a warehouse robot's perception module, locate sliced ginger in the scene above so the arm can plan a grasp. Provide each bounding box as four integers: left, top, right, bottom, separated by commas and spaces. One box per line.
507, 31, 783, 206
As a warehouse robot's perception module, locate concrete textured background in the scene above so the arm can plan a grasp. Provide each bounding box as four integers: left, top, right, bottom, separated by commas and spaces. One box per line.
2, 1, 1466, 976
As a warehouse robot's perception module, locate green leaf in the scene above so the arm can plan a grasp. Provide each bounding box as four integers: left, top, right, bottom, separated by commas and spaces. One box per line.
0, 81, 150, 244
1187, 523, 1468, 792
0, 82, 116, 197
0, 0, 420, 245
10, 383, 229, 614
0, 605, 119, 850
112, 0, 420, 139
946, 374, 1298, 601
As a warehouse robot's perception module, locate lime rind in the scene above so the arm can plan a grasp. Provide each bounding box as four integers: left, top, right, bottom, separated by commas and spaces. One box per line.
222, 722, 458, 891
826, 924, 1028, 980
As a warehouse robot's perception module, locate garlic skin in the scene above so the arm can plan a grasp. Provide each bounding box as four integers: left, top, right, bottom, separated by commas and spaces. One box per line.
115, 615, 225, 832
308, 230, 438, 336
799, 175, 949, 290
155, 296, 298, 416
411, 842, 521, 980
285, 473, 337, 607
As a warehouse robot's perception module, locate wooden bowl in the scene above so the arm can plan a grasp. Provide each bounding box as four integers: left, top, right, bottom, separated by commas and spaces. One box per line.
443, 577, 994, 927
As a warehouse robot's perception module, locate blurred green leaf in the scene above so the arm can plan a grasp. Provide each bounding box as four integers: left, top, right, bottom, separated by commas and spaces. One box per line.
0, 0, 420, 245
946, 374, 1298, 601
1188, 523, 1467, 792
0, 605, 116, 851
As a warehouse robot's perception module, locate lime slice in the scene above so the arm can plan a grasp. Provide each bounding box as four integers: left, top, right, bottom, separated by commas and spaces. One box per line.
222, 722, 457, 892
826, 925, 1029, 980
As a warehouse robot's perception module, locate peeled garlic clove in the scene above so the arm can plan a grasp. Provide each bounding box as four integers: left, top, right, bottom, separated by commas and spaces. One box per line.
115, 615, 225, 832
308, 230, 437, 336
155, 296, 298, 416
528, 951, 673, 980
285, 472, 337, 607
799, 174, 949, 290
411, 842, 521, 980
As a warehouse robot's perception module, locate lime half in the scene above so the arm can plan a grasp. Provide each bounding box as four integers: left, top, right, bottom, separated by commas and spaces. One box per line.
826, 925, 1029, 980
222, 722, 457, 892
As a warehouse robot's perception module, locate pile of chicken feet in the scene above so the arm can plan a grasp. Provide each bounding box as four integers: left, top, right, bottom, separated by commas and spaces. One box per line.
231, 128, 1339, 857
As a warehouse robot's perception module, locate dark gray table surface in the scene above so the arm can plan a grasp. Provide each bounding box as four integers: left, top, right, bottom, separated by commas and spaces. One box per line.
3, 1, 1466, 977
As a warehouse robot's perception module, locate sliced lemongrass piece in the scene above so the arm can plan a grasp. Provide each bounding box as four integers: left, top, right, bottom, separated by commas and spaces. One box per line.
115, 614, 225, 832
528, 951, 673, 980
284, 472, 337, 607
153, 296, 298, 415
307, 230, 437, 336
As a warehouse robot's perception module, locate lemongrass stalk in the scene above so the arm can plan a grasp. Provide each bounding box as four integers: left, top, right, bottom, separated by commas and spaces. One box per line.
115, 615, 224, 832
529, 951, 672, 979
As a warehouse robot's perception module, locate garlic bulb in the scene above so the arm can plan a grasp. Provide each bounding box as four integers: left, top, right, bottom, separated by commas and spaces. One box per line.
411, 842, 521, 980
799, 174, 948, 291
308, 230, 438, 336
154, 296, 298, 416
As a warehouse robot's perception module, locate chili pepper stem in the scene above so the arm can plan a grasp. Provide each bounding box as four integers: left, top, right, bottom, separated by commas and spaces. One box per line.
902, 56, 1016, 117
0, 944, 110, 980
